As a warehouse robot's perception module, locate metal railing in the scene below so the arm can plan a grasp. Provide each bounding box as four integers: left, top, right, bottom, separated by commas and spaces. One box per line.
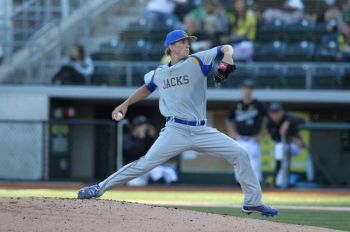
39, 60, 350, 90
0, 0, 85, 60
0, 0, 143, 85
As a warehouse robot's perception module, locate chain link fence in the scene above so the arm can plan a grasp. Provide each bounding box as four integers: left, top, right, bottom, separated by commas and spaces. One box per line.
0, 120, 47, 180
0, 119, 119, 181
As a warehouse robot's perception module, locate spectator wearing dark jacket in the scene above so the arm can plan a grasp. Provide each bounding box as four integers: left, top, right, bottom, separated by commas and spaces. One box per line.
52, 44, 94, 85
123, 115, 157, 165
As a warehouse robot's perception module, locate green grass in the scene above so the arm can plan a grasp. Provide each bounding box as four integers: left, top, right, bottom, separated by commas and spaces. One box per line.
0, 189, 349, 231
180, 207, 350, 231
1, 189, 349, 207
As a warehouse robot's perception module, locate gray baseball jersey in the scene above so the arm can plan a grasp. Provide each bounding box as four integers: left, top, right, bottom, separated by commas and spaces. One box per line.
97, 46, 263, 207
144, 46, 222, 120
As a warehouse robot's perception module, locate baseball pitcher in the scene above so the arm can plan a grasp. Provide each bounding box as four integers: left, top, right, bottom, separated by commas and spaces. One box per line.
77, 30, 278, 217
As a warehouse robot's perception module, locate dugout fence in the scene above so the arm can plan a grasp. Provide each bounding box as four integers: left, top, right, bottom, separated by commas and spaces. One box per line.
0, 119, 349, 186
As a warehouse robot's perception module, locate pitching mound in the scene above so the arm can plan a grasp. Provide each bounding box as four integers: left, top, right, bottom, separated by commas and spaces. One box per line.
0, 197, 337, 232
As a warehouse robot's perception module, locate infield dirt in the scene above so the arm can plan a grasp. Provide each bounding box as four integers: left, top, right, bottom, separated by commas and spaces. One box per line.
0, 197, 341, 232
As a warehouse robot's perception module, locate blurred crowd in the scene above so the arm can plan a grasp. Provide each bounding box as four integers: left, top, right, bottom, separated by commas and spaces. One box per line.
25, 0, 350, 84
147, 0, 350, 62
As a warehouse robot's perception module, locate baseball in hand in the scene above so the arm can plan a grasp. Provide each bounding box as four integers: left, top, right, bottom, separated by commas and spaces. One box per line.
115, 112, 123, 121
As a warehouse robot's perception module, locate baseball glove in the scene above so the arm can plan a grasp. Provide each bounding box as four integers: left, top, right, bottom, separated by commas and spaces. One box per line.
213, 61, 236, 84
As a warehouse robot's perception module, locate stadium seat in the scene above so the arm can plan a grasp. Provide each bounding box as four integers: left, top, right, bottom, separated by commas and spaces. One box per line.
91, 51, 119, 61
91, 66, 126, 86
131, 65, 158, 86
341, 67, 350, 89
120, 25, 171, 44
223, 66, 256, 88
256, 19, 285, 42
145, 28, 169, 43
146, 43, 165, 61
119, 27, 148, 43
139, 12, 180, 30
282, 19, 315, 43
285, 41, 315, 61
99, 40, 151, 61
312, 66, 341, 89
312, 22, 335, 43
313, 40, 338, 62
254, 65, 283, 88
283, 66, 307, 89
254, 41, 287, 61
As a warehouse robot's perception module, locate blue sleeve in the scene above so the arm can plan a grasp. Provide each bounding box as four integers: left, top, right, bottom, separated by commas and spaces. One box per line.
190, 46, 223, 77
144, 70, 157, 92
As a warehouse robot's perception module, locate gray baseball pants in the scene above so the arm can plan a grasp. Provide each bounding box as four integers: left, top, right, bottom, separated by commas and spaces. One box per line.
98, 121, 262, 206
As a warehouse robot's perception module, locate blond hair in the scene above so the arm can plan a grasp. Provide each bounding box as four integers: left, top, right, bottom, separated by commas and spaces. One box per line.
165, 47, 171, 56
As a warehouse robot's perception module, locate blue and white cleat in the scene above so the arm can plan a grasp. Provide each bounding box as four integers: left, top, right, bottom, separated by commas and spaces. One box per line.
242, 204, 278, 217
77, 184, 102, 199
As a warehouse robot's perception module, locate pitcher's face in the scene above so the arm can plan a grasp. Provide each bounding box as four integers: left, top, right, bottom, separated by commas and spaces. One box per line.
170, 39, 190, 59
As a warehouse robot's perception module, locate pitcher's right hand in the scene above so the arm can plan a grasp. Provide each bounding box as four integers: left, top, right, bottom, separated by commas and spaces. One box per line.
112, 103, 128, 121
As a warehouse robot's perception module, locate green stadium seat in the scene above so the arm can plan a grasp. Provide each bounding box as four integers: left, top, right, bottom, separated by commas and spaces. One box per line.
255, 65, 283, 88
282, 19, 315, 43
146, 43, 165, 61
341, 67, 350, 89
131, 65, 158, 86
98, 40, 151, 61
256, 20, 285, 42
254, 41, 287, 61
91, 66, 126, 86
119, 27, 147, 43
283, 66, 307, 89
312, 66, 341, 89
285, 41, 315, 61
314, 40, 338, 62
223, 66, 256, 88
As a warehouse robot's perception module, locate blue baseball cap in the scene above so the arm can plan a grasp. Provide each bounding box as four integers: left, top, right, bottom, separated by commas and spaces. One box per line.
164, 30, 197, 48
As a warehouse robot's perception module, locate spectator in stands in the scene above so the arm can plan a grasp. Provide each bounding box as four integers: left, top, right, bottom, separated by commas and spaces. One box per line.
147, 0, 194, 21
185, 0, 228, 51
338, 0, 350, 61
52, 44, 94, 85
146, 0, 177, 15
306, 0, 339, 23
225, 0, 257, 61
123, 115, 178, 186
144, 0, 187, 27
174, 0, 197, 21
309, 0, 341, 44
262, 0, 305, 25
338, 32, 350, 61
123, 115, 157, 165
266, 102, 305, 188
225, 80, 266, 182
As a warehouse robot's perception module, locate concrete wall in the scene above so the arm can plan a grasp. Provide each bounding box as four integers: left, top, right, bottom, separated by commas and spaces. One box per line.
0, 93, 49, 180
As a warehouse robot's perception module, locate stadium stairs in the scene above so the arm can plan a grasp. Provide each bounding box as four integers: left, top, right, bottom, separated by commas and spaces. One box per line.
0, 0, 146, 84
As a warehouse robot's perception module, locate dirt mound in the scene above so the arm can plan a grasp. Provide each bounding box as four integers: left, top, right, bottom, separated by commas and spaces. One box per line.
0, 197, 338, 232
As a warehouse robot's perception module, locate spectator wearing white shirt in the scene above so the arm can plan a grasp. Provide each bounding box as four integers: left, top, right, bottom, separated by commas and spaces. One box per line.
263, 0, 305, 25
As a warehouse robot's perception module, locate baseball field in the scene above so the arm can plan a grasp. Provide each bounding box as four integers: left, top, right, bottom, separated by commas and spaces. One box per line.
0, 185, 349, 232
